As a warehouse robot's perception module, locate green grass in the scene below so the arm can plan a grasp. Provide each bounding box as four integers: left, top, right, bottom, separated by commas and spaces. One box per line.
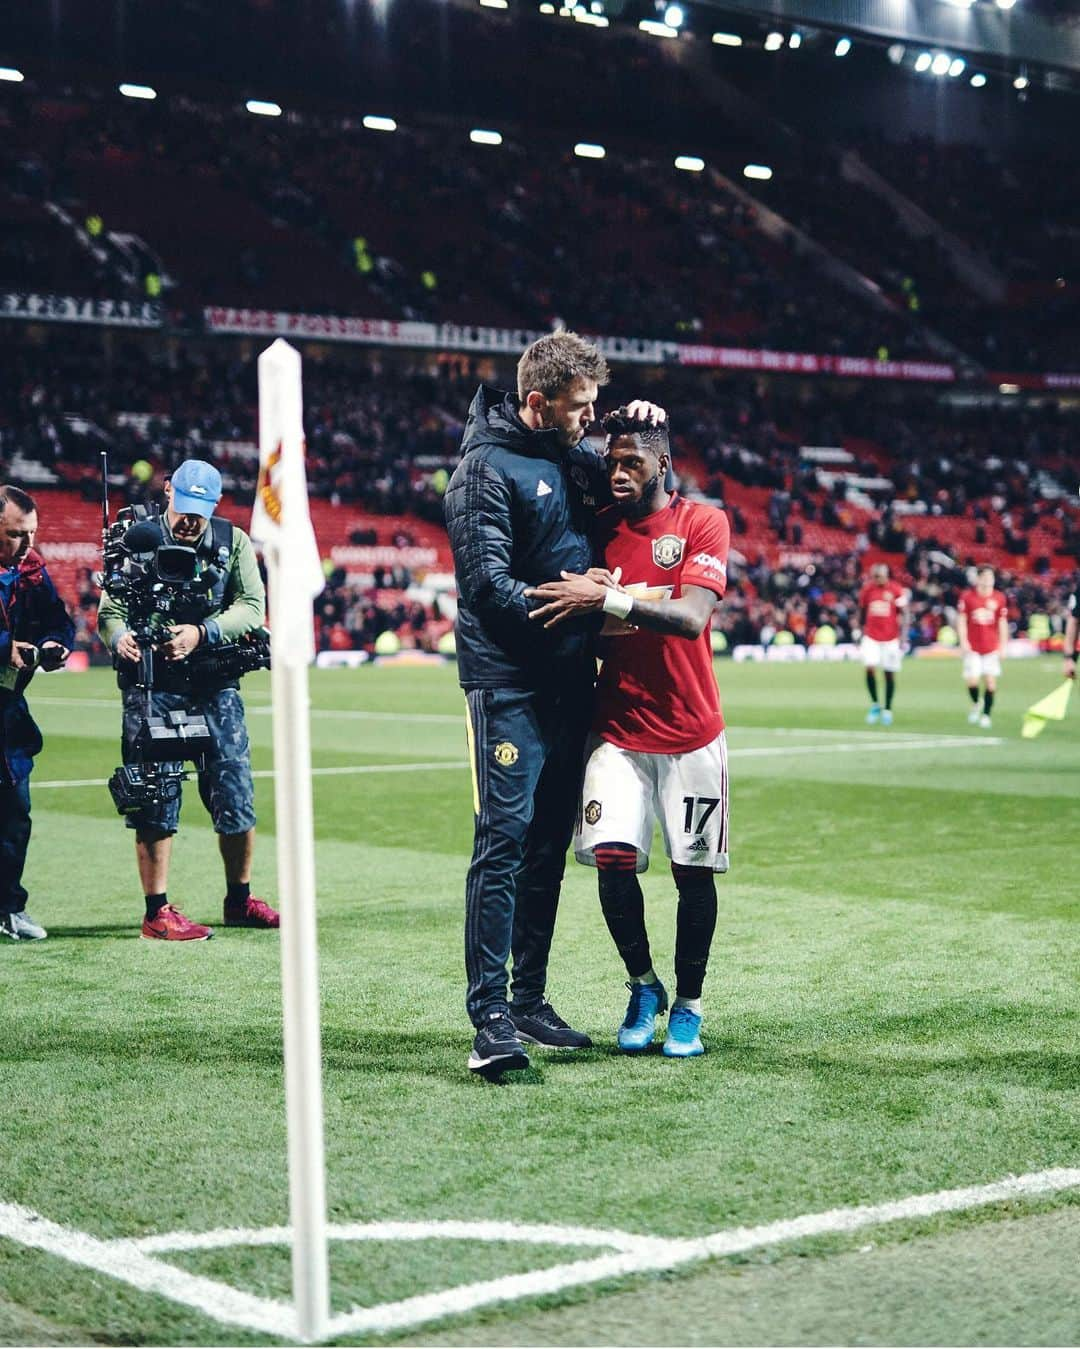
1, 658, 1078, 1346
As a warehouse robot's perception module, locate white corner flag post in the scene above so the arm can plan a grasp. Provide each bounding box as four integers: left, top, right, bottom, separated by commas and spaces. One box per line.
253, 338, 330, 1343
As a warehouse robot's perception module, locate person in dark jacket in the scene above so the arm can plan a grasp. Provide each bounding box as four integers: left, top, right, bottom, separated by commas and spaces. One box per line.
0, 485, 74, 941
444, 330, 664, 1076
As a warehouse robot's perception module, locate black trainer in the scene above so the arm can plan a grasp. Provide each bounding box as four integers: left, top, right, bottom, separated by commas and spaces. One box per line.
509, 1001, 593, 1050
467, 1011, 530, 1077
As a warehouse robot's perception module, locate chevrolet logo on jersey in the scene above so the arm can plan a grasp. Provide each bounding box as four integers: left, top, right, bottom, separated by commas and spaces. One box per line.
652, 534, 685, 569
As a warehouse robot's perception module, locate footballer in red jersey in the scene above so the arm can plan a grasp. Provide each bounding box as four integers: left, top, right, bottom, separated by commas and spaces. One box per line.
525, 410, 729, 1059
857, 563, 909, 726
957, 567, 1009, 728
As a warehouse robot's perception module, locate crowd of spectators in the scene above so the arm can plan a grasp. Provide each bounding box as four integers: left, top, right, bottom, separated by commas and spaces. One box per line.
3, 332, 1076, 660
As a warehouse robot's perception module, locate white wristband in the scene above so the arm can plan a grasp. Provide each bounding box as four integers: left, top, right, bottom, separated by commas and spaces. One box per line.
602, 588, 634, 620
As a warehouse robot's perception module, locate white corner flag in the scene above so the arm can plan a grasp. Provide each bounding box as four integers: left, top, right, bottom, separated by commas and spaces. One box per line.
253, 338, 330, 1344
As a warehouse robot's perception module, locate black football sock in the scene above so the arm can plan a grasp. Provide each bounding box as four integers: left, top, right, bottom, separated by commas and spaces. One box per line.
672, 863, 717, 1000
884, 671, 896, 710
226, 881, 251, 907
983, 689, 995, 716
596, 844, 651, 979
865, 670, 879, 704
145, 892, 168, 919
968, 685, 980, 704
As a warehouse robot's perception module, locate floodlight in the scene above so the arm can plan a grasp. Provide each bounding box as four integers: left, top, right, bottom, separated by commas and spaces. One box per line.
664, 5, 684, 29
948, 57, 966, 77
574, 142, 606, 158
743, 163, 773, 181
931, 53, 951, 76
970, 73, 987, 87
914, 52, 932, 72
712, 32, 742, 46
675, 155, 705, 172
834, 37, 851, 57
639, 18, 678, 36
119, 83, 157, 100
363, 114, 397, 131
246, 100, 282, 116
470, 129, 503, 145
788, 31, 802, 49
764, 31, 784, 51
1013, 73, 1029, 89
0, 67, 24, 82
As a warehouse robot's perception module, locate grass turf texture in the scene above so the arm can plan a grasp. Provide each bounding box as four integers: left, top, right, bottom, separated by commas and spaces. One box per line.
1, 657, 1078, 1346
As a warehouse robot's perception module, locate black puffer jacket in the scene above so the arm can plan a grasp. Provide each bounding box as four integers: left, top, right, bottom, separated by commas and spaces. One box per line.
445, 385, 609, 690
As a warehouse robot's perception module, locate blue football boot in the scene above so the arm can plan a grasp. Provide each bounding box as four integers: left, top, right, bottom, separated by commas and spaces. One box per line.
866, 704, 881, 725
881, 708, 893, 726
663, 1003, 705, 1058
617, 978, 668, 1052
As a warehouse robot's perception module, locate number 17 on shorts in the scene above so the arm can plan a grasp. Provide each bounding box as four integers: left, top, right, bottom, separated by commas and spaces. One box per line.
574, 733, 730, 874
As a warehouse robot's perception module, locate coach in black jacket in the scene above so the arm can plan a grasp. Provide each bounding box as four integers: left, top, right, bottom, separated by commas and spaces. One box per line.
444, 331, 663, 1076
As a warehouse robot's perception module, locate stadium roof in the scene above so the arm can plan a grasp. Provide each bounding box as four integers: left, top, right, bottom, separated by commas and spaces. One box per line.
711, 0, 1080, 75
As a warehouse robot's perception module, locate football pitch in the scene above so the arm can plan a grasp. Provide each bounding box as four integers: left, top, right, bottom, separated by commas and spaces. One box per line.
2, 657, 1078, 1347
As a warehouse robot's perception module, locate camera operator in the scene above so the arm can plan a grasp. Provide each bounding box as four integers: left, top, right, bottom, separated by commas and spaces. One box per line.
98, 460, 280, 941
1, 485, 73, 942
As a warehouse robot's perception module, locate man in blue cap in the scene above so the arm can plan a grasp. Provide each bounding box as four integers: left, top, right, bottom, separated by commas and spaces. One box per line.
98, 459, 280, 940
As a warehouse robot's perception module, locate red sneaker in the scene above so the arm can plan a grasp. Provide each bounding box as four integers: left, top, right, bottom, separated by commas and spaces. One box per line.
141, 904, 214, 942
224, 895, 280, 928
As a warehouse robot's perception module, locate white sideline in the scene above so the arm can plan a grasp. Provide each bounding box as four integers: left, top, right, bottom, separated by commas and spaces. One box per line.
1, 1168, 1078, 1342
29, 734, 1003, 790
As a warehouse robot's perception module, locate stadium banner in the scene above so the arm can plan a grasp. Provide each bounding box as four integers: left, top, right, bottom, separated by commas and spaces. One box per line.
202, 307, 673, 362
677, 344, 956, 382
205, 309, 958, 380
1, 291, 162, 328
989, 370, 1080, 391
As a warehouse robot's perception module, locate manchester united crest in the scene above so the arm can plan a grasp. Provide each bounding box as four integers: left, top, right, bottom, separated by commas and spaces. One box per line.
652, 534, 684, 570
584, 800, 602, 826
494, 741, 519, 767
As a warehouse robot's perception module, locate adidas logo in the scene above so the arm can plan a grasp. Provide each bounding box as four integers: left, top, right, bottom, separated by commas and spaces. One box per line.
536, 479, 553, 497
688, 838, 709, 852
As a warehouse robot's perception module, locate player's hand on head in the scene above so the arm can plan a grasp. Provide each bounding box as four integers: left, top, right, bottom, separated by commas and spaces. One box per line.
624, 399, 666, 425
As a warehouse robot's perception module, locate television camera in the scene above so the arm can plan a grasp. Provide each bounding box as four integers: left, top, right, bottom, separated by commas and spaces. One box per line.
97, 453, 270, 816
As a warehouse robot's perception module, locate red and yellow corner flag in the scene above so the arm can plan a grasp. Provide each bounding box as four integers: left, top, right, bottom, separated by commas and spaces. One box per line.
252, 338, 325, 666
1021, 680, 1073, 739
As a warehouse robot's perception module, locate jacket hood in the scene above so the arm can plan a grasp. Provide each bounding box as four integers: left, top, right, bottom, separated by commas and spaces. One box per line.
461, 384, 565, 462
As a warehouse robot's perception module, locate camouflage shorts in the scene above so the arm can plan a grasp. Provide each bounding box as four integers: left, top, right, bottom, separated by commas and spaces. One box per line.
121, 685, 256, 836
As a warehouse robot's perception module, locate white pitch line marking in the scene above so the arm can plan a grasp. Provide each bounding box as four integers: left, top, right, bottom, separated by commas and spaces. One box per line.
0, 1201, 296, 1339
29, 735, 1004, 791
27, 697, 1004, 743
31, 762, 464, 790
1, 1169, 1077, 1342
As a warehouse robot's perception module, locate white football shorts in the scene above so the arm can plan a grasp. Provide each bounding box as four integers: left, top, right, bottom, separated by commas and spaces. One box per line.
963, 650, 1001, 681
860, 636, 902, 672
574, 732, 729, 873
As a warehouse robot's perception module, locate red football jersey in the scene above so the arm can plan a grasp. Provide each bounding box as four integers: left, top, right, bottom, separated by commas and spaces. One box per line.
959, 588, 1007, 654
592, 494, 729, 754
859, 580, 906, 642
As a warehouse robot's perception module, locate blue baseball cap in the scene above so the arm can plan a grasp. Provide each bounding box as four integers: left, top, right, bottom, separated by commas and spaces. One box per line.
170, 459, 222, 518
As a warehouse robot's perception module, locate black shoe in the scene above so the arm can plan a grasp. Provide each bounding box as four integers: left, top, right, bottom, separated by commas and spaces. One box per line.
467, 1012, 530, 1077
509, 1001, 593, 1050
